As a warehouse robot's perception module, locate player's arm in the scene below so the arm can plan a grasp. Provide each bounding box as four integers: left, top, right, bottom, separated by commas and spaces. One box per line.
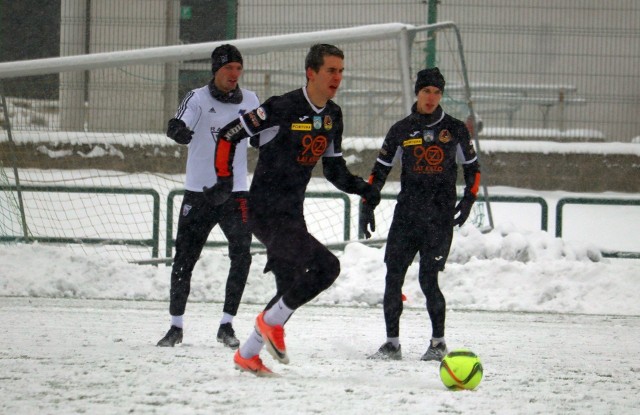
458, 123, 481, 199
166, 91, 200, 145
322, 156, 379, 200
358, 130, 396, 238
204, 102, 273, 206
367, 127, 399, 196
454, 125, 481, 226
322, 122, 380, 205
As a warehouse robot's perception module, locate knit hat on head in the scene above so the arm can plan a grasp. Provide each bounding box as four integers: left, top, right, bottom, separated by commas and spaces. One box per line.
414, 67, 445, 95
211, 44, 243, 75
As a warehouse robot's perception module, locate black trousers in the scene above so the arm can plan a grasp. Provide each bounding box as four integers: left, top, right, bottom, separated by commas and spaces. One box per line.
169, 190, 252, 317
249, 213, 340, 311
382, 205, 454, 339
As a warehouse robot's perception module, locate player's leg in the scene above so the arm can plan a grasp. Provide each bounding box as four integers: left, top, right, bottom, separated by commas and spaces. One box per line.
279, 230, 341, 309
369, 219, 417, 360
252, 219, 340, 364
237, 215, 295, 365
158, 191, 217, 347
418, 224, 454, 361
216, 192, 252, 349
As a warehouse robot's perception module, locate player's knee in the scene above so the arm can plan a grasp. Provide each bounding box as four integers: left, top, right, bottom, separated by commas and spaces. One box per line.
384, 276, 403, 297
327, 253, 340, 277
311, 252, 341, 289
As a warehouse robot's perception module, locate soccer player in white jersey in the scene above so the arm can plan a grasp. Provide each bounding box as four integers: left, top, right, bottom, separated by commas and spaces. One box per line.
157, 45, 259, 349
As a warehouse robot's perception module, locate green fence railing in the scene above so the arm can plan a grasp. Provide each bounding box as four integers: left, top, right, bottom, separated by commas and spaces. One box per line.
6, 187, 635, 262
165, 190, 352, 258
556, 197, 640, 259
354, 194, 549, 247
489, 195, 549, 231
0, 185, 161, 258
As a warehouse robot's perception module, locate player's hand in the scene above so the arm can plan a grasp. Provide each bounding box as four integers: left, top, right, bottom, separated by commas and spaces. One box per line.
361, 184, 381, 208
359, 201, 376, 239
166, 118, 194, 145
453, 193, 475, 226
203, 177, 233, 206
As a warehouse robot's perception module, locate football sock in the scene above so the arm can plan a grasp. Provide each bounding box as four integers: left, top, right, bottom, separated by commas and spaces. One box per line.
431, 336, 445, 346
264, 297, 294, 326
387, 337, 400, 348
220, 312, 233, 325
239, 328, 264, 358
171, 315, 183, 328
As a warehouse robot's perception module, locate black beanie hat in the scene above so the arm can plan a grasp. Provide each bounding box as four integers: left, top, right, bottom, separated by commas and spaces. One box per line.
211, 44, 243, 75
414, 67, 445, 95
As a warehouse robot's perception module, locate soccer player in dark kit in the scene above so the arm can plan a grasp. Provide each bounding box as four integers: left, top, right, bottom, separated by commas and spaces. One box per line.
156, 45, 258, 349
204, 44, 380, 376
362, 67, 481, 362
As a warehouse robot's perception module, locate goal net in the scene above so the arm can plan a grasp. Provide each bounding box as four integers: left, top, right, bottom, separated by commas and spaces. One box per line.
0, 22, 484, 263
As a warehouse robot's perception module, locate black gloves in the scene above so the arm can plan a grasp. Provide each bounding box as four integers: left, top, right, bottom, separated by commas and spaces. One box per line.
361, 184, 381, 209
358, 183, 380, 239
359, 201, 376, 239
453, 192, 476, 227
203, 177, 233, 206
167, 118, 194, 145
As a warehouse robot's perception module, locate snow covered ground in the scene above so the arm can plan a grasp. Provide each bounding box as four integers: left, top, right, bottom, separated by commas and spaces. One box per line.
1, 221, 639, 413
1, 296, 638, 414
2, 116, 640, 413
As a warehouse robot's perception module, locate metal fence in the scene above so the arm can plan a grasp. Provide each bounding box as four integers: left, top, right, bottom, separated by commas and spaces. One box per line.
1, 0, 639, 263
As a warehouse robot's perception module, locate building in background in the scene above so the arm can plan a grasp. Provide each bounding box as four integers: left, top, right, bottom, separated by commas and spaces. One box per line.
0, 0, 638, 140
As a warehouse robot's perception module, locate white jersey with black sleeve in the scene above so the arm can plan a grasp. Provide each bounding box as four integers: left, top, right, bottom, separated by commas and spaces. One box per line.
174, 85, 259, 192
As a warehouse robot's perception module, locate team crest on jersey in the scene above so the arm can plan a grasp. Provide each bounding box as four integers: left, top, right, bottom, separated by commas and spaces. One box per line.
323, 115, 333, 131
313, 116, 322, 130
439, 129, 452, 143
182, 204, 192, 217
424, 130, 435, 142
256, 107, 266, 120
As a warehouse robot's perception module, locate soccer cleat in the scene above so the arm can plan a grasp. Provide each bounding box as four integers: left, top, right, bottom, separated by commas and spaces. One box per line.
233, 350, 277, 377
367, 342, 402, 360
156, 325, 183, 347
421, 341, 448, 361
255, 311, 289, 364
217, 323, 240, 349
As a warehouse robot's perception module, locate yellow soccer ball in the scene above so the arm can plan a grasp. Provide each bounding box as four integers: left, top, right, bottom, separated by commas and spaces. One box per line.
439, 349, 483, 390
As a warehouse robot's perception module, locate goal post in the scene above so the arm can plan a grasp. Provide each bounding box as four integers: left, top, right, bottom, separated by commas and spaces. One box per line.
0, 22, 491, 262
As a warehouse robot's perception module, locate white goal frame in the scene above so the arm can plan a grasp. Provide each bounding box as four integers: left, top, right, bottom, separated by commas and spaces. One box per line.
0, 22, 492, 261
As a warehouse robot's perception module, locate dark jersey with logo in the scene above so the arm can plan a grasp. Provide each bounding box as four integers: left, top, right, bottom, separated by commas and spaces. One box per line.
215, 87, 365, 222
372, 105, 480, 215
247, 88, 344, 218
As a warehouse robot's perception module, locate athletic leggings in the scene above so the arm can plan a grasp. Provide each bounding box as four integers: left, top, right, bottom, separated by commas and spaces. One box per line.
250, 213, 340, 311
170, 191, 252, 317
382, 214, 453, 339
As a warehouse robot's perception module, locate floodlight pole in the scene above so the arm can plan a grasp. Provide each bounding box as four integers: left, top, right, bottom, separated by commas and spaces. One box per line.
425, 0, 439, 68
